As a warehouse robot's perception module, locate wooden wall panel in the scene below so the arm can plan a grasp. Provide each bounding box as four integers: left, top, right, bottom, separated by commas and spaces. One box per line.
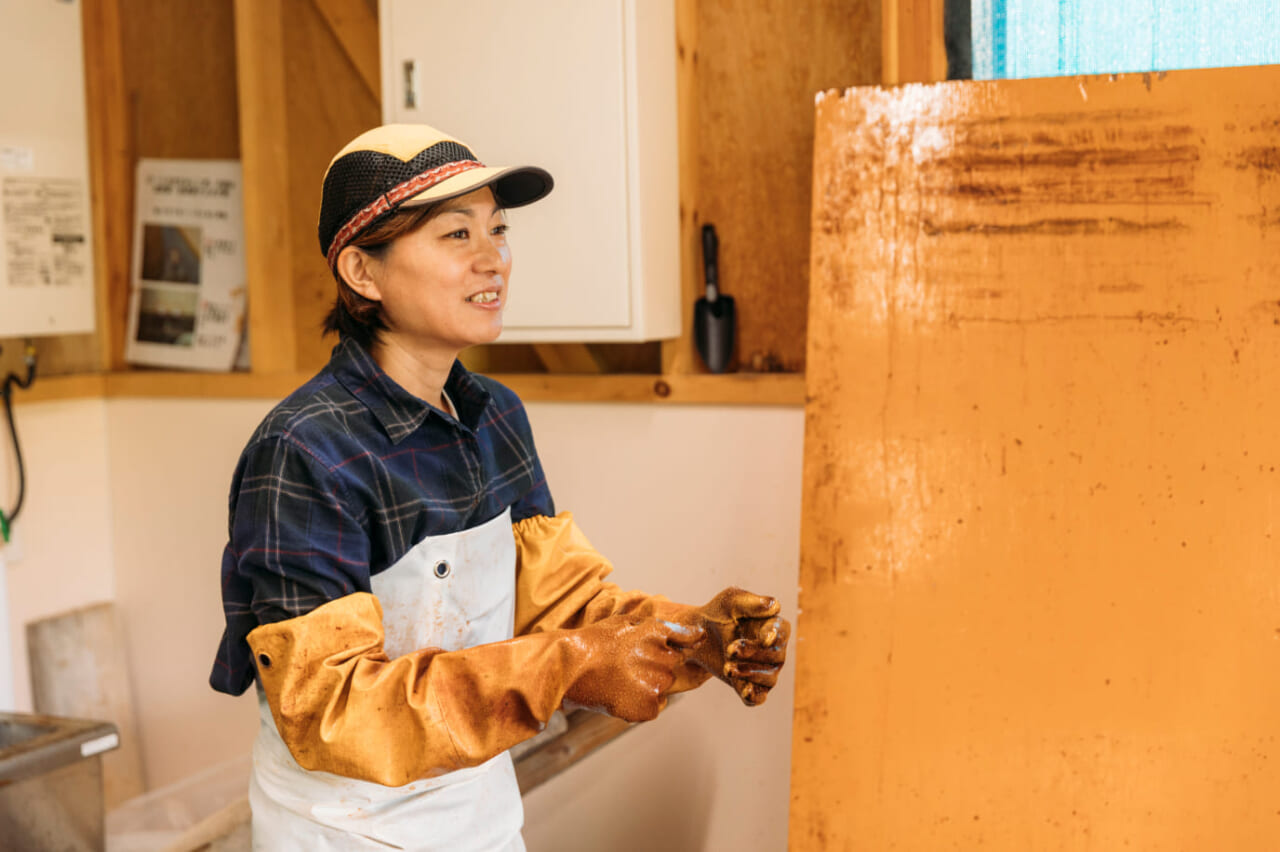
119, 0, 240, 160
683, 0, 879, 375
792, 66, 1280, 850
0, 335, 98, 381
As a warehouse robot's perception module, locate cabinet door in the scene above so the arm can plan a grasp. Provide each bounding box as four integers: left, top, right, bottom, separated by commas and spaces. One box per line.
381, 0, 632, 334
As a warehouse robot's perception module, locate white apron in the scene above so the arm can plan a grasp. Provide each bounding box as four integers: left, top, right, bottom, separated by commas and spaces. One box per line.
249, 507, 526, 851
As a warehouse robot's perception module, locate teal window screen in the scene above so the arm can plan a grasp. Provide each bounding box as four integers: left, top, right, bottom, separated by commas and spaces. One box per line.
971, 0, 1280, 79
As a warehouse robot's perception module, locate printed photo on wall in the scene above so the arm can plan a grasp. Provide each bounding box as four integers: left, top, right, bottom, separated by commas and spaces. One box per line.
124, 159, 247, 370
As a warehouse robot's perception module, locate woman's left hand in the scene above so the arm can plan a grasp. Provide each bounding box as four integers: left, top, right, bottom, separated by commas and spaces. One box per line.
682, 587, 791, 706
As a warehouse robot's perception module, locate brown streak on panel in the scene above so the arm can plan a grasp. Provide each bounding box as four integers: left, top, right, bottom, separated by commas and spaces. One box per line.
1235, 146, 1280, 174
927, 145, 1201, 172
921, 217, 1187, 237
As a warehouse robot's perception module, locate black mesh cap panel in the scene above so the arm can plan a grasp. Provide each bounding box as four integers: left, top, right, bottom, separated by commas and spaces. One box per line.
318, 140, 478, 255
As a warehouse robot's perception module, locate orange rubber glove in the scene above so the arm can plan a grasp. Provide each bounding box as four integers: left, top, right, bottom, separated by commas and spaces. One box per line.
674, 587, 791, 706
247, 592, 704, 787
512, 513, 790, 705
514, 512, 711, 693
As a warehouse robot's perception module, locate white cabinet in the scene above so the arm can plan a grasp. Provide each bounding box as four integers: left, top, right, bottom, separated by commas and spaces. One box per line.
379, 0, 679, 342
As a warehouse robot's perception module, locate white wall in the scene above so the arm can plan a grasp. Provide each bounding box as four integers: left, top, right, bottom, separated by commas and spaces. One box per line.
10, 394, 804, 850
105, 398, 273, 788
0, 398, 115, 712
520, 403, 803, 852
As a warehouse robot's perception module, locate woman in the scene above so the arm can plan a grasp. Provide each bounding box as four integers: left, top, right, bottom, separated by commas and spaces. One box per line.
210, 124, 790, 851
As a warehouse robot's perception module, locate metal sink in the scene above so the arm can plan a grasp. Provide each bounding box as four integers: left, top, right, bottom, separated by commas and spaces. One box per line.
0, 712, 119, 851
0, 717, 54, 748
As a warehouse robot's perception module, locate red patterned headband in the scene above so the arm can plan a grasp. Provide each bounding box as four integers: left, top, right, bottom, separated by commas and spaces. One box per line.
325, 158, 484, 270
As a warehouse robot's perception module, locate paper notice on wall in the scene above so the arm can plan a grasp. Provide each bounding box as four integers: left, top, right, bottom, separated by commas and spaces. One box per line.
0, 147, 34, 173
124, 159, 248, 371
2, 177, 89, 290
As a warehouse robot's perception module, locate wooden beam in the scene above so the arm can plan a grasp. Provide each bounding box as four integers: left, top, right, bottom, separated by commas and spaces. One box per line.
514, 709, 634, 794
310, 0, 381, 102
661, 0, 700, 377
81, 0, 133, 372
531, 343, 606, 374
279, 0, 382, 373
234, 0, 299, 374
883, 0, 947, 85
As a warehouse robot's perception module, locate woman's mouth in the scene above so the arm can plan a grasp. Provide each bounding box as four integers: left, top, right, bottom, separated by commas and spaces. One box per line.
467, 291, 500, 304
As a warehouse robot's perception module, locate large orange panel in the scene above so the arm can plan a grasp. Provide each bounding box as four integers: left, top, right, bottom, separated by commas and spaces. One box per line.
792, 66, 1280, 850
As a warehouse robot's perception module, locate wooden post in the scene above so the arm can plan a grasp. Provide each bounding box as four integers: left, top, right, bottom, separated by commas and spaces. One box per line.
81, 0, 133, 372
661, 0, 701, 377
883, 0, 947, 85
234, 0, 298, 374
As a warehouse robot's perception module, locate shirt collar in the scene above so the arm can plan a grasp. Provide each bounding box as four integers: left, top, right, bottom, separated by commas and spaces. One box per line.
329, 337, 492, 444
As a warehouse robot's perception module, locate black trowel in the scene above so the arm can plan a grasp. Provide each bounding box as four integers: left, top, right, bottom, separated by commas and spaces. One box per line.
695, 223, 735, 373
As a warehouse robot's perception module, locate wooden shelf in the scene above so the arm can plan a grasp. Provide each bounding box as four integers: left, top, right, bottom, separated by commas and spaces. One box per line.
16, 374, 108, 404
14, 369, 804, 407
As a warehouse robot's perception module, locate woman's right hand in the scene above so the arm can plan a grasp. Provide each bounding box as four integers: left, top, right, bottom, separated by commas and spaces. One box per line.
563, 614, 706, 721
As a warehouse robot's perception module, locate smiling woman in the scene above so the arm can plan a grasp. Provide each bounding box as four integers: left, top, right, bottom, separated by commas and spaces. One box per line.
208, 123, 792, 851
335, 188, 514, 405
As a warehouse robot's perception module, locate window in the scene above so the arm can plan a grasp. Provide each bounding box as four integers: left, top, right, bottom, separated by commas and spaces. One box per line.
969, 0, 1280, 80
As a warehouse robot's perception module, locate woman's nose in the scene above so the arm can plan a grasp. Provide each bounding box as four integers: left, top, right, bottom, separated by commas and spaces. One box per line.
475, 234, 506, 271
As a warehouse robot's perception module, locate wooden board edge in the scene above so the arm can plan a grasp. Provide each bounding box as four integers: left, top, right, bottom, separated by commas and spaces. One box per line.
514, 709, 634, 795
13, 371, 805, 406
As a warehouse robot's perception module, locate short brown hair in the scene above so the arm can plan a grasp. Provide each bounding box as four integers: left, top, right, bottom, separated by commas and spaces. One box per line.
323, 203, 441, 349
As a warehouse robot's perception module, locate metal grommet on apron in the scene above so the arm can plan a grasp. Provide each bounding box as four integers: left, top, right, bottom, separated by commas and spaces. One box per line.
433, 560, 451, 579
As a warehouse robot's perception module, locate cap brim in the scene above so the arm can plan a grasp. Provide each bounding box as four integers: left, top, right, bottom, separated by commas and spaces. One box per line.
400, 164, 554, 210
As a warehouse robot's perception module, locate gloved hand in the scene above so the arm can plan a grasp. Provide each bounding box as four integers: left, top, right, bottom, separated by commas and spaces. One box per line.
564, 613, 706, 721
679, 587, 791, 706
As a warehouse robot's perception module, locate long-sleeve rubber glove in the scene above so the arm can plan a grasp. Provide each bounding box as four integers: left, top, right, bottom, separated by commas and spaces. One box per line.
512, 512, 790, 705
247, 592, 704, 787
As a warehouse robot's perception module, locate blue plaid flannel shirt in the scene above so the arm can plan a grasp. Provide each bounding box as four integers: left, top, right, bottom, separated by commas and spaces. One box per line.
209, 337, 554, 696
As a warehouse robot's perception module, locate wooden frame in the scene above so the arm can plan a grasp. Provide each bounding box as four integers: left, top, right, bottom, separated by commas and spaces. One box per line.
882, 0, 948, 85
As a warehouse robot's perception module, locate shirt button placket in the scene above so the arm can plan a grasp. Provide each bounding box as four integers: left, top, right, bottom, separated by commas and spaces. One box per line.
465, 430, 484, 493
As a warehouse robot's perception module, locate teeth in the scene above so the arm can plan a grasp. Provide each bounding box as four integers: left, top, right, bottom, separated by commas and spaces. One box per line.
468, 292, 498, 304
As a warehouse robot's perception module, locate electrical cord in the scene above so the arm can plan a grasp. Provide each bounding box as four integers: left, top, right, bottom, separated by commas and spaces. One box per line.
0, 340, 37, 543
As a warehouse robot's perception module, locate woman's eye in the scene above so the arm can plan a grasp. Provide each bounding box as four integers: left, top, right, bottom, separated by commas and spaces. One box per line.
492, 224, 509, 236
445, 229, 468, 239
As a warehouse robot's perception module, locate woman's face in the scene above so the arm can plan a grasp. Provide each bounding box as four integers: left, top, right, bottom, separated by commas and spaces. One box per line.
365, 186, 512, 357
